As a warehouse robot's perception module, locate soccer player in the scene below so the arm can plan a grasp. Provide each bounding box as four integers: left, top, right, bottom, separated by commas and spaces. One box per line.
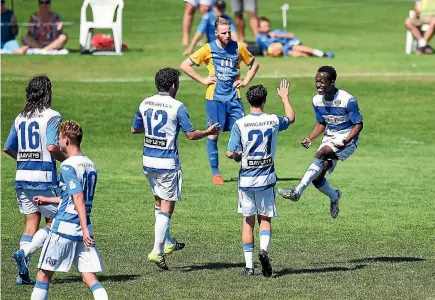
131, 67, 220, 270
3, 75, 66, 285
180, 17, 259, 185
278, 66, 364, 219
183, 0, 238, 56
30, 120, 108, 300
226, 80, 295, 277
256, 16, 334, 58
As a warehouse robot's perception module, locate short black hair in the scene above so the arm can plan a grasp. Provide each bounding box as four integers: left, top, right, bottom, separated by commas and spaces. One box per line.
317, 66, 337, 81
155, 67, 180, 92
246, 85, 268, 108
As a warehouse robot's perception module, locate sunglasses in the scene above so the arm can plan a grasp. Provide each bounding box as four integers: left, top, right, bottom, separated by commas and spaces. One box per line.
39, 0, 50, 4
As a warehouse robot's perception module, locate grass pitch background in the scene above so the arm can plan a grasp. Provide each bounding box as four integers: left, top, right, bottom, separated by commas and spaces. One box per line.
1, 0, 434, 299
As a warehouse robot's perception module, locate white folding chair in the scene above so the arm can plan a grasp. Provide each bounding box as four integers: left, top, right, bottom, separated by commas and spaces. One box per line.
79, 0, 124, 54
405, 10, 430, 55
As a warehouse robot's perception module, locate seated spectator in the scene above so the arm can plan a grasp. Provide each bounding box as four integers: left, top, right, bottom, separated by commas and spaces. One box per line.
1, 0, 28, 54
183, 0, 238, 55
182, 0, 212, 45
256, 17, 334, 58
405, 0, 435, 54
22, 0, 68, 51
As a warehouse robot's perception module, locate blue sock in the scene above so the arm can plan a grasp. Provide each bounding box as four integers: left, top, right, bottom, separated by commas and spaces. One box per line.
207, 138, 219, 175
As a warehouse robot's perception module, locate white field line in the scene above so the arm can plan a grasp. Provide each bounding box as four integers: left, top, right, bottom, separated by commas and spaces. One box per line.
2, 72, 435, 83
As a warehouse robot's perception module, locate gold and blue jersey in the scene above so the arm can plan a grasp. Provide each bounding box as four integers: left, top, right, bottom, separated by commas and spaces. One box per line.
189, 40, 255, 102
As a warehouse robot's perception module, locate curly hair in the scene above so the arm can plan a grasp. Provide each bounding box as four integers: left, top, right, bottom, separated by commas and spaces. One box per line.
155, 67, 180, 93
21, 75, 52, 118
317, 66, 337, 81
246, 85, 268, 108
60, 120, 83, 146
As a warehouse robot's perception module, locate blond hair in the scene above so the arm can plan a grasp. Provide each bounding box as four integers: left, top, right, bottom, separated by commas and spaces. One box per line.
60, 120, 83, 146
214, 17, 230, 30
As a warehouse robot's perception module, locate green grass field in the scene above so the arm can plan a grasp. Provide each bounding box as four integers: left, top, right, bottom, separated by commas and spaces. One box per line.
1, 0, 435, 299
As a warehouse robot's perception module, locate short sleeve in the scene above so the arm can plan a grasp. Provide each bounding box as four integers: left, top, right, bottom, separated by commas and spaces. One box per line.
61, 165, 83, 196
177, 104, 195, 133
189, 44, 210, 66
256, 33, 269, 52
278, 116, 291, 131
46, 116, 61, 146
227, 123, 242, 152
196, 13, 209, 33
4, 122, 18, 150
347, 97, 363, 124
313, 104, 325, 123
132, 108, 144, 129
238, 43, 255, 67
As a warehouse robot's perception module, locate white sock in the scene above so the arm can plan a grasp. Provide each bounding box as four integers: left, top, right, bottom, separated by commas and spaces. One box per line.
90, 282, 108, 300
20, 235, 33, 253
243, 243, 254, 269
296, 158, 324, 194
153, 212, 171, 255
314, 178, 338, 201
259, 230, 271, 252
312, 49, 325, 57
31, 281, 49, 300
24, 227, 50, 257
418, 38, 427, 47
165, 227, 175, 246
154, 205, 160, 222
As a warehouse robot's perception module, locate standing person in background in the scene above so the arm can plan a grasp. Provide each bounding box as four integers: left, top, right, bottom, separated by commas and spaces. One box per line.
405, 0, 435, 54
182, 0, 212, 45
230, 0, 259, 44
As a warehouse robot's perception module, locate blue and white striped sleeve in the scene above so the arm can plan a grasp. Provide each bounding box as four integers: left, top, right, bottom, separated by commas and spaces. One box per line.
46, 116, 62, 146
61, 165, 83, 196
347, 97, 363, 124
227, 123, 241, 152
313, 104, 325, 123
177, 104, 195, 133
278, 116, 291, 131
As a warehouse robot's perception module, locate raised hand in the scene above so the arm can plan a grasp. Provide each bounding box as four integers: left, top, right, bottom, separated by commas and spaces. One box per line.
277, 78, 290, 100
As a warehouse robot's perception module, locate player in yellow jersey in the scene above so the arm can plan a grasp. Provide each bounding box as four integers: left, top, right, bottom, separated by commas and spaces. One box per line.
180, 17, 259, 185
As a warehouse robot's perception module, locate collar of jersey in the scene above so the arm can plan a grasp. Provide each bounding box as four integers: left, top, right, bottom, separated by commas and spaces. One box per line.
250, 112, 264, 116
72, 153, 85, 156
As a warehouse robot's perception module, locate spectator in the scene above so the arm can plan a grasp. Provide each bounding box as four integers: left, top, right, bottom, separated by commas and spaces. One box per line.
405, 0, 435, 54
183, 0, 237, 55
256, 17, 334, 58
230, 0, 258, 44
21, 0, 68, 51
182, 0, 212, 45
1, 0, 28, 54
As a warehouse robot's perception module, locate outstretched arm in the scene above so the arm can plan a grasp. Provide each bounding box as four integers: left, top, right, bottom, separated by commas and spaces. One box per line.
183, 32, 203, 56
185, 123, 221, 140
34, 196, 61, 205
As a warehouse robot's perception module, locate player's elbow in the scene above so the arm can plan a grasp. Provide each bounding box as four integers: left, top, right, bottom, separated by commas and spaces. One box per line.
226, 151, 234, 159
131, 127, 136, 133
47, 144, 59, 153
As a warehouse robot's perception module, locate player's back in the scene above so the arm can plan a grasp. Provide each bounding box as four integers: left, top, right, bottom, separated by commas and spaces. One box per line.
235, 113, 282, 191
312, 89, 362, 139
51, 154, 97, 240
137, 94, 189, 172
13, 108, 61, 190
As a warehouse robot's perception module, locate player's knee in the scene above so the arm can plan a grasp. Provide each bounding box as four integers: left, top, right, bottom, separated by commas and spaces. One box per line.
404, 18, 413, 28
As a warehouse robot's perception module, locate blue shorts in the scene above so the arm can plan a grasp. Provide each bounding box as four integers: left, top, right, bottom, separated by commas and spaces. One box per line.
1, 39, 20, 54
283, 38, 302, 55
206, 99, 245, 131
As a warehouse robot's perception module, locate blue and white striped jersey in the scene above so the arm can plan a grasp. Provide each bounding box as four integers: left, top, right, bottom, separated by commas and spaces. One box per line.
51, 154, 97, 241
312, 89, 363, 142
132, 93, 195, 173
4, 108, 61, 190
227, 113, 292, 191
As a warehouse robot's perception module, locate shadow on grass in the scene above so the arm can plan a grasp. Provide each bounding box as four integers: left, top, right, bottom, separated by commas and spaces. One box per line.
52, 274, 140, 284
224, 177, 301, 183
179, 262, 245, 272
276, 264, 367, 277
349, 257, 426, 264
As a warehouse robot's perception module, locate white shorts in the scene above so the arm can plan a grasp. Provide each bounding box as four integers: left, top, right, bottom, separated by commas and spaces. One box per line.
317, 134, 357, 174
143, 169, 183, 201
238, 186, 277, 217
16, 189, 59, 218
184, 0, 213, 7
38, 232, 104, 273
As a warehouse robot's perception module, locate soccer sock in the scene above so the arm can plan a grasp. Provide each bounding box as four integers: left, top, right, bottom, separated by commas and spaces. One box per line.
313, 178, 339, 202
24, 227, 50, 257
153, 212, 171, 255
259, 230, 272, 252
207, 138, 220, 175
165, 227, 175, 246
296, 158, 324, 194
154, 205, 161, 222
90, 282, 108, 300
242, 243, 254, 269
418, 38, 427, 47
20, 234, 33, 253
312, 49, 325, 57
31, 281, 49, 300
